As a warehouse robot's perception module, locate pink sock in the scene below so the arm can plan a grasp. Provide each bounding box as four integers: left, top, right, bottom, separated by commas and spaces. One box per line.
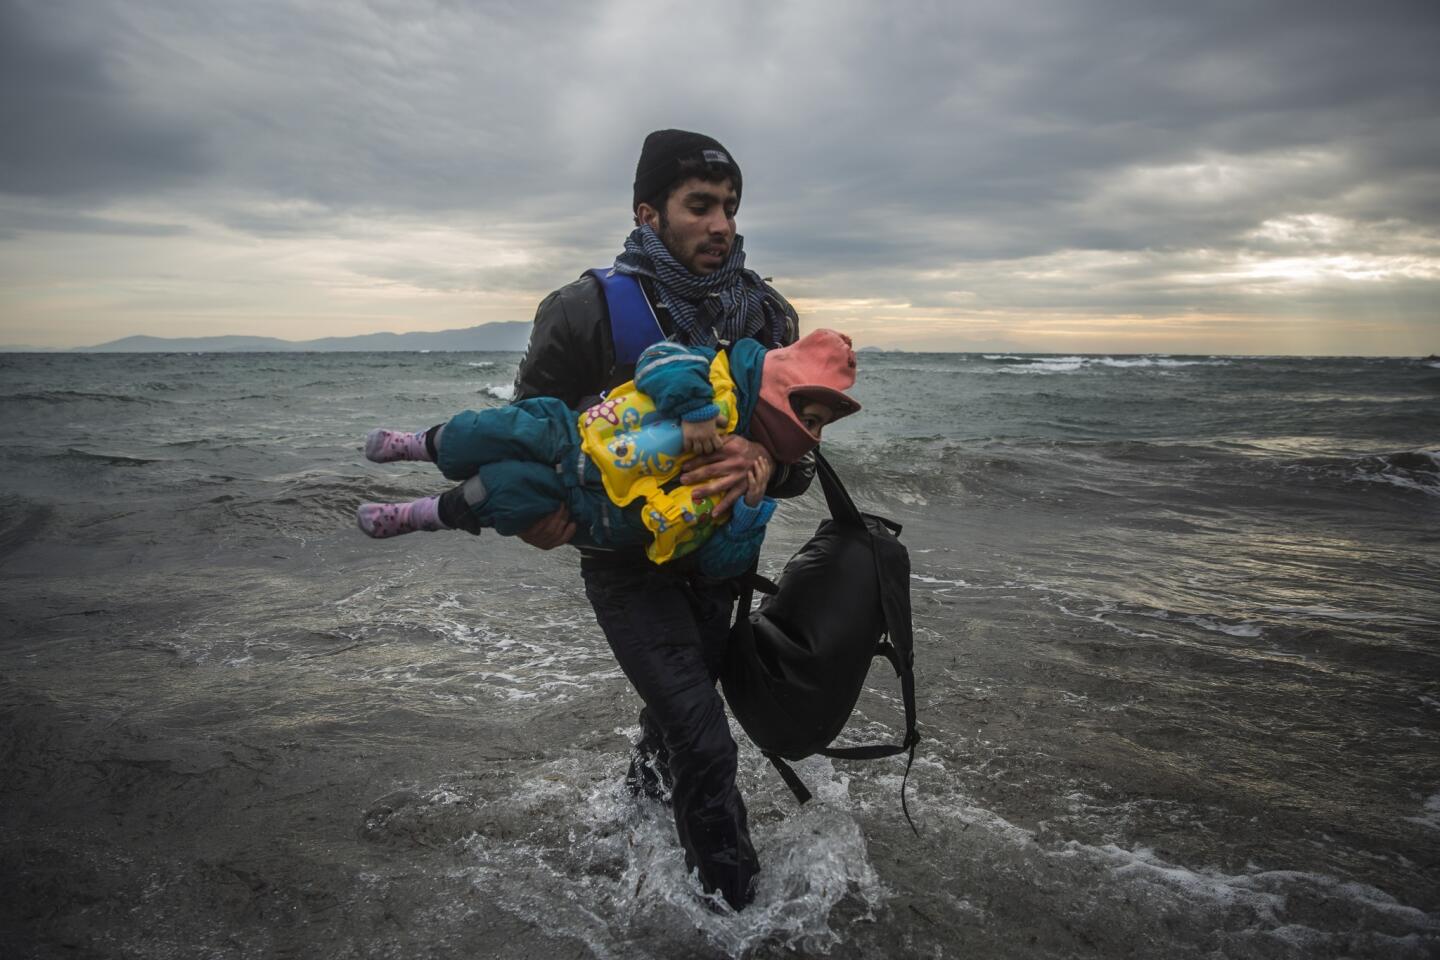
365, 428, 432, 463
356, 496, 448, 538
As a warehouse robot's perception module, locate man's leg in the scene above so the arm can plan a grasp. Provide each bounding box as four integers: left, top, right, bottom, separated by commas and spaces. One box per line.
582, 562, 758, 910
628, 706, 672, 802
626, 572, 732, 800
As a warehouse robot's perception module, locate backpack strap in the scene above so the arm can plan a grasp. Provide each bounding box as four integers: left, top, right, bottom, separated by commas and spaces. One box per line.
814, 447, 864, 527
871, 500, 921, 836
764, 753, 813, 805
747, 571, 780, 596
588, 267, 665, 364
812, 449, 923, 835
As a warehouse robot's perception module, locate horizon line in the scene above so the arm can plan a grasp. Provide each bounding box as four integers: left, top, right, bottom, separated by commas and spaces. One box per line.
3, 346, 1434, 361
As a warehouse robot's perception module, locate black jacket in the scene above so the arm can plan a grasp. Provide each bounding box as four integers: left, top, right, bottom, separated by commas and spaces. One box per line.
512, 271, 815, 499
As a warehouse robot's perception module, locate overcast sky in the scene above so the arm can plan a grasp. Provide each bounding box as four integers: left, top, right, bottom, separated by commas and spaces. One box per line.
2, 0, 1437, 354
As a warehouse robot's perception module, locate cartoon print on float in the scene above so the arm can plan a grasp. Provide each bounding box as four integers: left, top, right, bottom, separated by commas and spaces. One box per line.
605, 408, 682, 477
577, 351, 740, 563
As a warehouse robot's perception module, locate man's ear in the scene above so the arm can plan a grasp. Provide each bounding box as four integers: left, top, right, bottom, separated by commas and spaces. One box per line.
635, 201, 661, 231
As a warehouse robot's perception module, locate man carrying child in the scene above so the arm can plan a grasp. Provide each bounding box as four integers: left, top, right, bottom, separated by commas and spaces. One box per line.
510, 130, 816, 910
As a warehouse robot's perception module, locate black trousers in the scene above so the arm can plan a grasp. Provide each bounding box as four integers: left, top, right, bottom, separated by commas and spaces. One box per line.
581, 557, 758, 909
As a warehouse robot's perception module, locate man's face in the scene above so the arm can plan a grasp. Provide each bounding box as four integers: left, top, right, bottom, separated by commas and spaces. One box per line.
639, 177, 738, 276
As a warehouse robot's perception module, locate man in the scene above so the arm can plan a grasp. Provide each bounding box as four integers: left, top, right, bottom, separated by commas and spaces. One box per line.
510, 130, 811, 910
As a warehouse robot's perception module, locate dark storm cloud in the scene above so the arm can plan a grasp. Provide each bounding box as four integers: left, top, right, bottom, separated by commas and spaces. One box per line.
0, 0, 614, 214
8, 1, 1436, 243
2, 0, 1437, 348
737, 1, 1440, 275
0, 0, 211, 198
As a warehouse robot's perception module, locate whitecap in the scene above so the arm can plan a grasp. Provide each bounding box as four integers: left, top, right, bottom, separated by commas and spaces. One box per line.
1404, 793, 1440, 832
910, 573, 973, 587
994, 355, 1232, 374
484, 383, 516, 401
1352, 454, 1440, 497
996, 359, 1086, 375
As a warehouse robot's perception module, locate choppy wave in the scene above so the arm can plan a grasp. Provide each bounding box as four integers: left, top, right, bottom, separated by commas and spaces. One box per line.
828, 435, 1440, 518
0, 497, 53, 551
901, 752, 1440, 958
44, 448, 166, 467
1020, 582, 1272, 647
1409, 793, 1440, 832
827, 437, 1240, 514
0, 389, 168, 405
985, 355, 1233, 374
5, 349, 1439, 959
134, 379, 198, 392
1286, 449, 1440, 498
1060, 841, 1440, 954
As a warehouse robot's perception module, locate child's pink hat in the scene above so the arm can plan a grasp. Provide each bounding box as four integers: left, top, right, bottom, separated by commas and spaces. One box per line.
749, 329, 862, 463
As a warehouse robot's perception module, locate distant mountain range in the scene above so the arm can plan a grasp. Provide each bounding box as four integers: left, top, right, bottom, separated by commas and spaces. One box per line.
1, 322, 533, 353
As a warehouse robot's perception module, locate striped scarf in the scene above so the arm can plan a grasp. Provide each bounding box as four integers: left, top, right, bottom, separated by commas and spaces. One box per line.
613, 225, 783, 348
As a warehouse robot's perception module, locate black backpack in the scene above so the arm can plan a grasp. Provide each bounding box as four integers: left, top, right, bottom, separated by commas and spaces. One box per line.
721, 449, 921, 830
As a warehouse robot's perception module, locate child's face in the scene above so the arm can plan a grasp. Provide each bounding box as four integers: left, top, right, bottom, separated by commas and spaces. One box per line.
796, 400, 836, 439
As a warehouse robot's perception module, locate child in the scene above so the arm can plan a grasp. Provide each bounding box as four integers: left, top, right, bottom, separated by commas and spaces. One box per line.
356, 329, 860, 579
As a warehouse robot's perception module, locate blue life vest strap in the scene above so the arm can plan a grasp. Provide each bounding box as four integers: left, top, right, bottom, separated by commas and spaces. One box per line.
588, 267, 665, 364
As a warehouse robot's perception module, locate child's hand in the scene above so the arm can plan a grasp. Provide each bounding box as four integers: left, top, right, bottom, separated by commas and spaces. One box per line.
744, 453, 773, 507
682, 415, 726, 455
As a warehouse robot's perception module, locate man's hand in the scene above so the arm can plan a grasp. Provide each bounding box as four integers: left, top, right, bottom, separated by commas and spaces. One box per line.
681, 414, 726, 455
680, 434, 771, 517
517, 506, 576, 550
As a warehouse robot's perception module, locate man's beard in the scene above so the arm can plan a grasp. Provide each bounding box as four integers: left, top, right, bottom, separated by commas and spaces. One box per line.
657, 212, 727, 276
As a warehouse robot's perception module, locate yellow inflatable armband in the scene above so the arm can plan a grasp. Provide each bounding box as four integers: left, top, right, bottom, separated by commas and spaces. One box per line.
577, 351, 739, 563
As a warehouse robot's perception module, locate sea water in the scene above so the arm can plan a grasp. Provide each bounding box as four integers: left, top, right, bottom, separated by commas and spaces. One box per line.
1, 351, 1436, 958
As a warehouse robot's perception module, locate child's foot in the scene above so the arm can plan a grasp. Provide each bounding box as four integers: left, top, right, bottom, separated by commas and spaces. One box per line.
356, 497, 448, 538
365, 428, 431, 463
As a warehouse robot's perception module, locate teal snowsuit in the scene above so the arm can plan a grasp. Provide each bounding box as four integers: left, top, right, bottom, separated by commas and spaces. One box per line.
433, 338, 775, 579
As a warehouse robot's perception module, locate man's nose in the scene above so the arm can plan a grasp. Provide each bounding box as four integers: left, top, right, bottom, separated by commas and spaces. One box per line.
705, 208, 733, 235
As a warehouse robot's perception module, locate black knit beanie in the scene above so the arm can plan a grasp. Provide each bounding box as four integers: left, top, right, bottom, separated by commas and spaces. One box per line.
632, 129, 742, 213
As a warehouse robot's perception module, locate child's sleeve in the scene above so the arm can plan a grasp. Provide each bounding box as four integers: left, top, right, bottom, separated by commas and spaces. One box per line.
694, 496, 777, 579
635, 342, 721, 423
